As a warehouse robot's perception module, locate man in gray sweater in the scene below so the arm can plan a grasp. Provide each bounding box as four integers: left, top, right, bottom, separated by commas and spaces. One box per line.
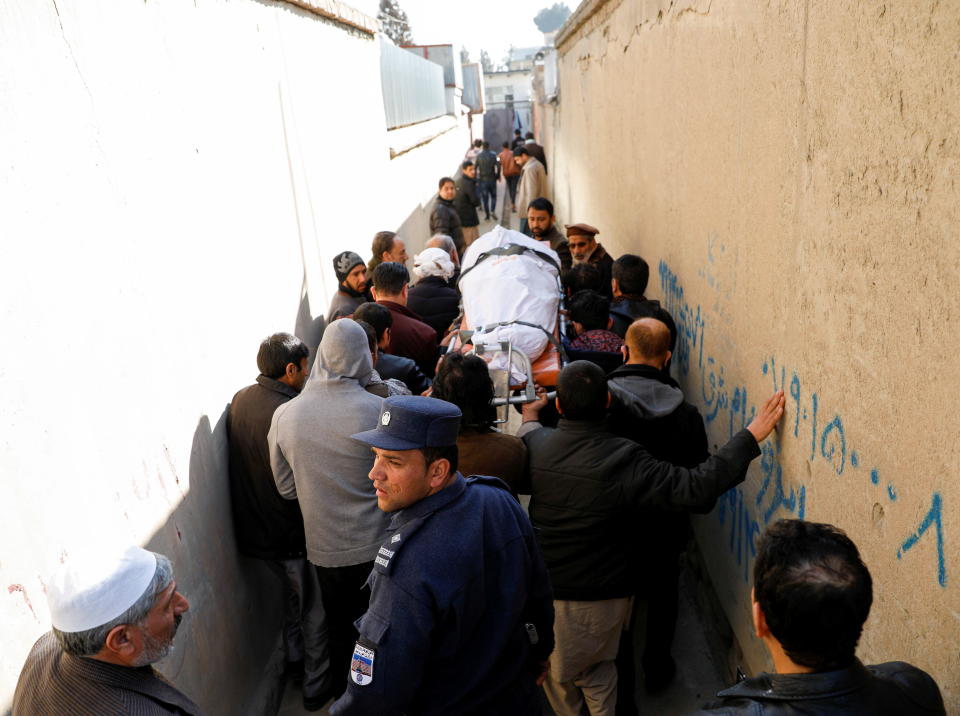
269, 319, 391, 702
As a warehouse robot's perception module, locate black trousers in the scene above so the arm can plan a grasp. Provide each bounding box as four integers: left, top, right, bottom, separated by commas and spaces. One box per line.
263, 558, 331, 700
616, 513, 688, 715
315, 561, 374, 697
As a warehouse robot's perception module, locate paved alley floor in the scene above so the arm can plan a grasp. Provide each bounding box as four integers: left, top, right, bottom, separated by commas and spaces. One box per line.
275, 564, 728, 715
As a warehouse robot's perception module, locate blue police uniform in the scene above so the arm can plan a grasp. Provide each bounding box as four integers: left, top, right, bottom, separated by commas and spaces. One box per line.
331, 396, 554, 716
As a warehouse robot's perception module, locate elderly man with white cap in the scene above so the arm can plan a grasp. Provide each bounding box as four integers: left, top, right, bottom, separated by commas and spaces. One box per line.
12, 546, 199, 715
406, 246, 460, 339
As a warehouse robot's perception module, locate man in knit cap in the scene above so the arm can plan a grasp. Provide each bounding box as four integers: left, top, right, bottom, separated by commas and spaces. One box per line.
13, 546, 200, 715
327, 251, 371, 323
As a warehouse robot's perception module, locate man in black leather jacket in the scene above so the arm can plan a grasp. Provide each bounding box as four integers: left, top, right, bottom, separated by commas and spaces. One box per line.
689, 519, 946, 715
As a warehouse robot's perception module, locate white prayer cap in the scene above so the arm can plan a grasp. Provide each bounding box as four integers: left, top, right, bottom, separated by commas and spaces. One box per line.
47, 545, 158, 633
412, 247, 456, 281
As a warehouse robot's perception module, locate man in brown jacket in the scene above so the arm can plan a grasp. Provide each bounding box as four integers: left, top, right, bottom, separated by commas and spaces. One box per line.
499, 141, 521, 213
431, 352, 527, 493
13, 546, 201, 715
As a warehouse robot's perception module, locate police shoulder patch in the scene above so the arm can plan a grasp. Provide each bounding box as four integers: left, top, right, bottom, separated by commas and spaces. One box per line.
350, 642, 375, 686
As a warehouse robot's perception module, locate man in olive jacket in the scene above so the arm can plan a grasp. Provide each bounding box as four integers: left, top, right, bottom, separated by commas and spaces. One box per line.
519, 361, 784, 716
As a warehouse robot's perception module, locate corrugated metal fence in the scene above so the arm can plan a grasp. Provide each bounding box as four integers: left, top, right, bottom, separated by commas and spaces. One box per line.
461, 63, 484, 113
380, 38, 447, 129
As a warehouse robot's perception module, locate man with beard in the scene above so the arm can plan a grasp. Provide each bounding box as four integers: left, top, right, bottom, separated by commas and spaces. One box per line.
327, 251, 371, 323
566, 223, 613, 298
526, 197, 571, 271
13, 547, 200, 715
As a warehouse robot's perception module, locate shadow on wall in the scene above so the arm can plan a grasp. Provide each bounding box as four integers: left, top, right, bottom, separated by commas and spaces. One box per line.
145, 412, 286, 716
295, 272, 327, 363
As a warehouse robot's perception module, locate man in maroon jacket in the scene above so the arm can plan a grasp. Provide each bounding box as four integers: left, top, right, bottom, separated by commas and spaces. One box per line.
371, 262, 439, 377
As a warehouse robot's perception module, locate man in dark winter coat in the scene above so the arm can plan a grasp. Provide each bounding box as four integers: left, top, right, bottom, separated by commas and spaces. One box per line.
689, 519, 945, 716
454, 161, 481, 247
608, 255, 677, 353
519, 361, 784, 716
227, 333, 332, 710
429, 177, 464, 255
327, 251, 371, 323
475, 141, 500, 221
353, 302, 432, 395
607, 318, 708, 710
407, 247, 460, 339
331, 396, 554, 716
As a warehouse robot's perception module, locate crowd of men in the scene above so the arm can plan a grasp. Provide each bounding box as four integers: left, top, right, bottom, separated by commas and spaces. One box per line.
11, 136, 948, 715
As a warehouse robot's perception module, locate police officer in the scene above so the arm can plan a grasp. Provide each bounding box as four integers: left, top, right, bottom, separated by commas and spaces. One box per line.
330, 395, 554, 715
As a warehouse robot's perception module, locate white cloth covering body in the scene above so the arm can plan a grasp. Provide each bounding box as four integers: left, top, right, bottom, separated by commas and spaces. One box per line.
459, 226, 561, 380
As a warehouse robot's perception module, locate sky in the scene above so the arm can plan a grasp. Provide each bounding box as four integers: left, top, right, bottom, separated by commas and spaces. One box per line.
377, 0, 562, 68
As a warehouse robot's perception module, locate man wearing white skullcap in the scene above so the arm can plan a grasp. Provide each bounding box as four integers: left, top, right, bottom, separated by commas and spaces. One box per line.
12, 546, 201, 715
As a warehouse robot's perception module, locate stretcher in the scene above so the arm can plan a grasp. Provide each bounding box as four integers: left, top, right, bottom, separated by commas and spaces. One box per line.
448, 227, 567, 405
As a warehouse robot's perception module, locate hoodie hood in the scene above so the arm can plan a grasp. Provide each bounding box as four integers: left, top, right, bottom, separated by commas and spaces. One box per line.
308, 319, 373, 388
608, 365, 684, 420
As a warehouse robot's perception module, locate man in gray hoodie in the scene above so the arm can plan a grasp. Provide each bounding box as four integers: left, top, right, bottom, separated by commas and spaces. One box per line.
607, 317, 710, 710
269, 319, 391, 702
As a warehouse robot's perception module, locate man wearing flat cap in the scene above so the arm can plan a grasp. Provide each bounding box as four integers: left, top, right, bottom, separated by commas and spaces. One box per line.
13, 546, 200, 715
327, 251, 371, 323
566, 223, 614, 298
330, 395, 555, 716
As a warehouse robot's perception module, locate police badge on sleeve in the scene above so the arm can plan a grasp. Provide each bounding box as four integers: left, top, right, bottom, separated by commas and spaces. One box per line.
350, 642, 375, 686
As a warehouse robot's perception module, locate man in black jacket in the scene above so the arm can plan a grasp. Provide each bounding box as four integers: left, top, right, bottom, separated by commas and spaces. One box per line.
608, 318, 707, 709
519, 361, 784, 716
689, 519, 945, 715
608, 255, 677, 352
353, 302, 432, 395
429, 177, 464, 255
454, 161, 481, 247
227, 333, 332, 710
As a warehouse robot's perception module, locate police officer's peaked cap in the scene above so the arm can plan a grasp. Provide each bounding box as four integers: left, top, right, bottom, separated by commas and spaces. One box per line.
352, 396, 461, 451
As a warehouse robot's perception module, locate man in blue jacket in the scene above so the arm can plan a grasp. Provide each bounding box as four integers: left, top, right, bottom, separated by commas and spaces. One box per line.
331, 395, 554, 715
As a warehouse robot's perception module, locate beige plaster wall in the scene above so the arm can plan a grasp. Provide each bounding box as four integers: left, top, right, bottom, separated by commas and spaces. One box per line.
0, 0, 467, 712
548, 0, 959, 707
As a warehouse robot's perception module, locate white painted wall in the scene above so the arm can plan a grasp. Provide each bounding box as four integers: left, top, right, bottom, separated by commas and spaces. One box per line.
0, 0, 467, 712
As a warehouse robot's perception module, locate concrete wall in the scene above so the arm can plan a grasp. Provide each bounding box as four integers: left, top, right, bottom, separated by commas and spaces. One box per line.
547, 0, 959, 707
0, 0, 467, 712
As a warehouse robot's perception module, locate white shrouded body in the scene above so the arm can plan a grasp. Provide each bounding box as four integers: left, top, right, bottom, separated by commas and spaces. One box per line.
459, 226, 561, 380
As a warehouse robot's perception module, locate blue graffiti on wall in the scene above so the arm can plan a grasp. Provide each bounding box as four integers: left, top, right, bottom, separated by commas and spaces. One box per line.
659, 258, 948, 589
